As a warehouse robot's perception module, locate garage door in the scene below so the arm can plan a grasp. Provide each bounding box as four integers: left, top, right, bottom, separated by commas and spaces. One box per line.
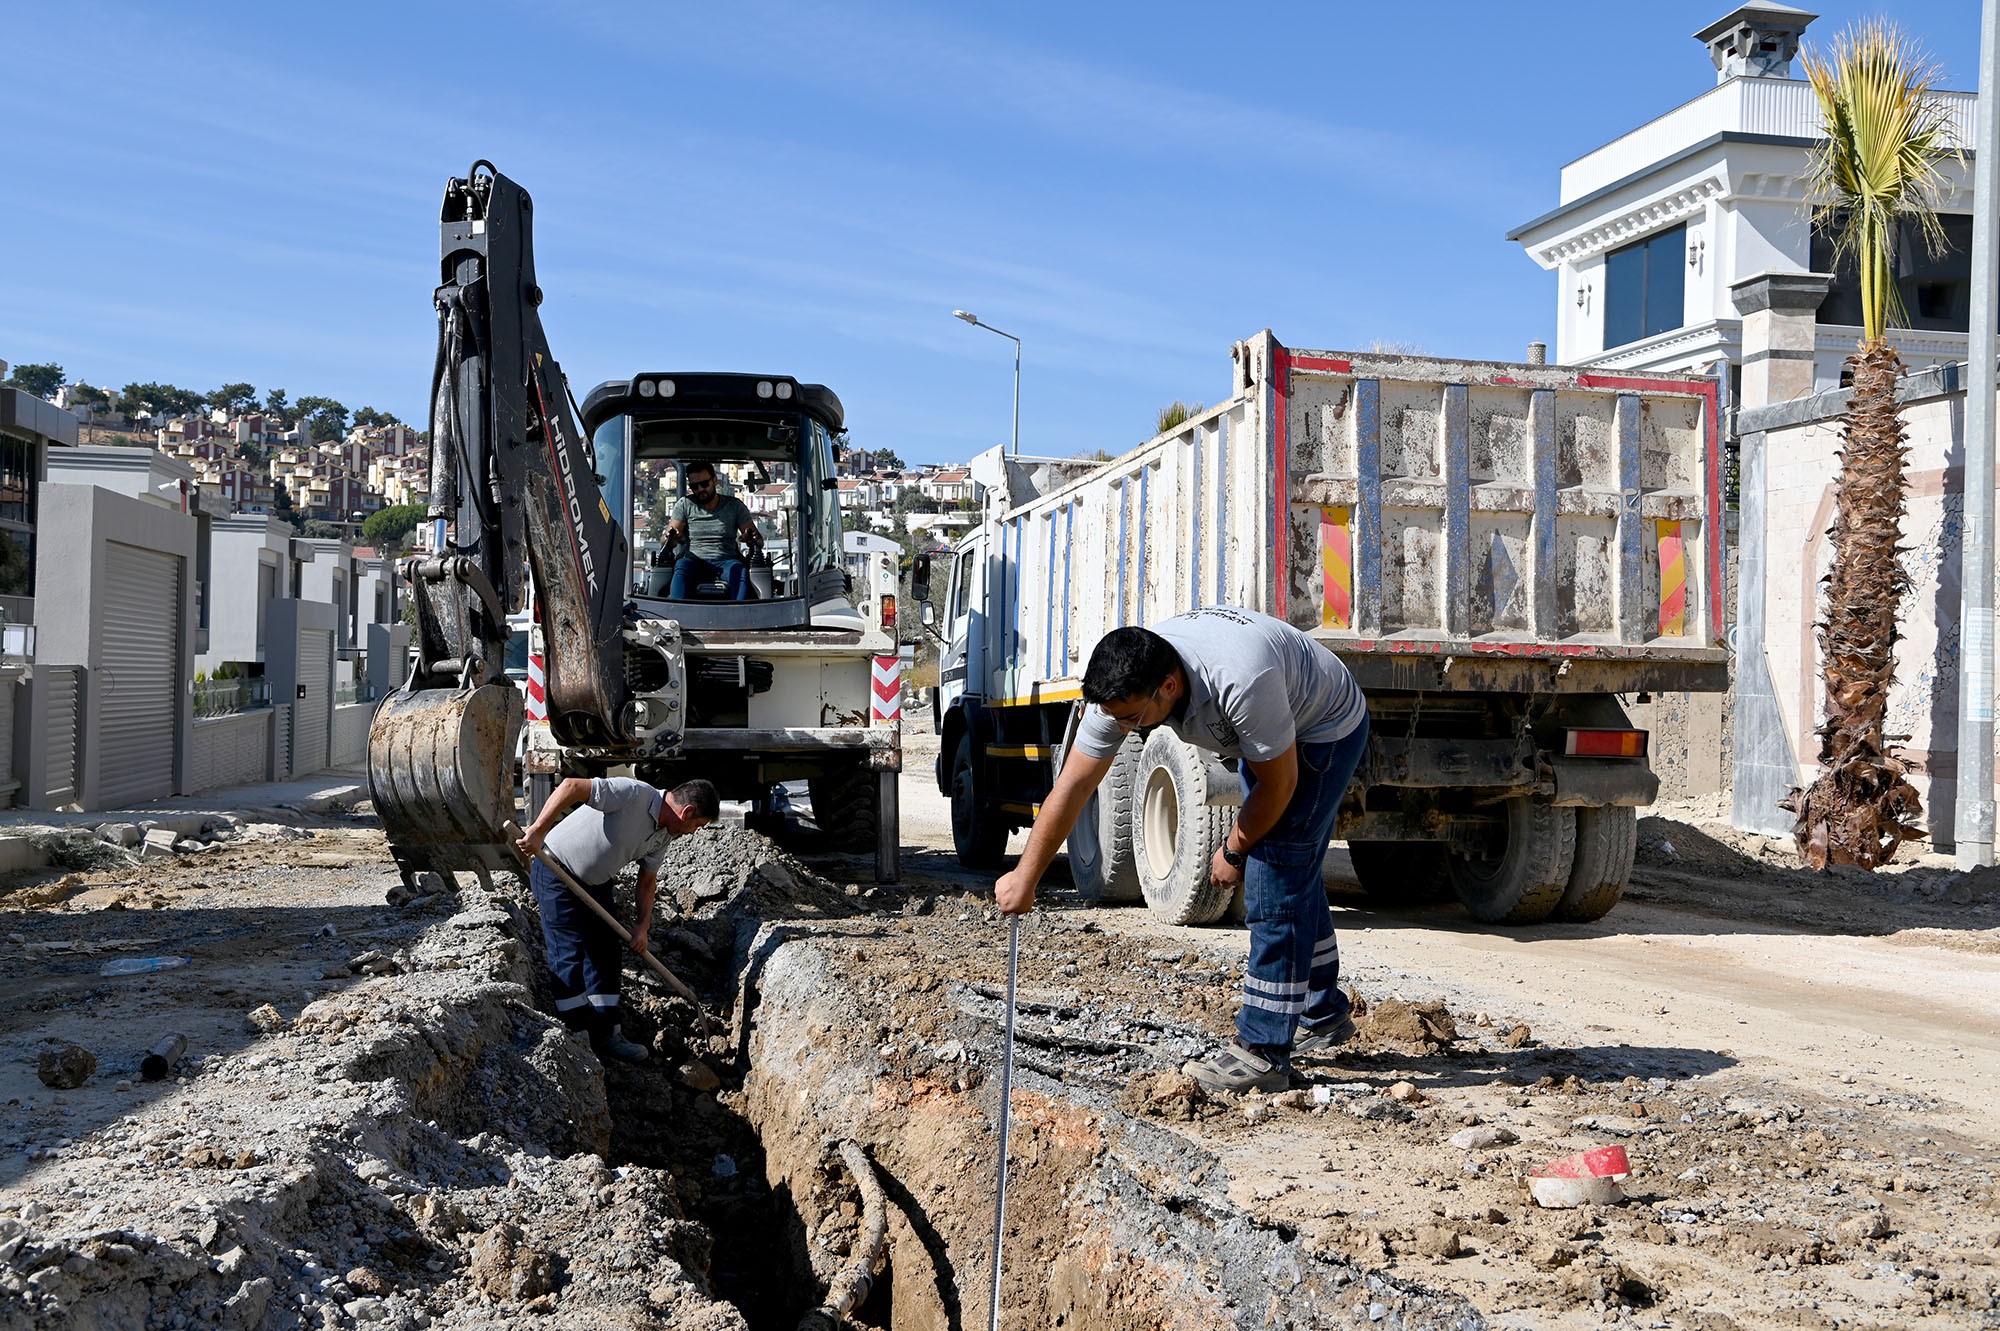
294, 628, 333, 775
99, 543, 181, 807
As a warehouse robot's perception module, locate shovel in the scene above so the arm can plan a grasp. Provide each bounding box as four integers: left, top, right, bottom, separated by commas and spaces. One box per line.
500, 818, 713, 1033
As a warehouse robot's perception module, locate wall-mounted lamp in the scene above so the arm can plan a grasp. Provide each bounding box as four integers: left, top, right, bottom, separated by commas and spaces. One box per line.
1687, 235, 1705, 269
1575, 283, 1592, 310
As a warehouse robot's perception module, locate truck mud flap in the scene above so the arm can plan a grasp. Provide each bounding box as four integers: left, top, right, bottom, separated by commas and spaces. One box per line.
1548, 756, 1659, 807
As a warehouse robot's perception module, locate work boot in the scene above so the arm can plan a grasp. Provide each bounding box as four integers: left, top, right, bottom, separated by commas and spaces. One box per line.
1291, 1011, 1358, 1058
592, 1024, 649, 1064
1182, 1040, 1289, 1094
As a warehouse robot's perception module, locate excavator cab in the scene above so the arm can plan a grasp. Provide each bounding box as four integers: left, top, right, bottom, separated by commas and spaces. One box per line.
582, 373, 854, 631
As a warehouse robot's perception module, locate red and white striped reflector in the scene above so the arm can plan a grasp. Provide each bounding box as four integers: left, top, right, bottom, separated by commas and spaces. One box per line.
1564, 728, 1646, 758
870, 654, 901, 725
525, 652, 547, 721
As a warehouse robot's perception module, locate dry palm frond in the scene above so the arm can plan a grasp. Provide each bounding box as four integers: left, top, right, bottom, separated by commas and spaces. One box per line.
1802, 20, 1958, 340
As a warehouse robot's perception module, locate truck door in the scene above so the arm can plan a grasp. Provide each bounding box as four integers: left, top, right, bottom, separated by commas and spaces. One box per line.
938, 533, 984, 712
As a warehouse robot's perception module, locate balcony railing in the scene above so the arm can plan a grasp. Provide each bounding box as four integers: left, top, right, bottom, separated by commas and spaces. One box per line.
193, 676, 271, 718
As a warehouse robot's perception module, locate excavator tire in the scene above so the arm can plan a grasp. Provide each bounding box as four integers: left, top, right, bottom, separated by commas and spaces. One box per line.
808, 761, 879, 852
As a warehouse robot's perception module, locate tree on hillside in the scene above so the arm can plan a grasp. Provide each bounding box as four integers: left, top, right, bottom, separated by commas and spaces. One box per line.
212, 382, 258, 415
68, 383, 112, 414
264, 388, 289, 418
869, 447, 906, 470
351, 406, 402, 429
294, 396, 350, 441
1781, 20, 1952, 870
362, 503, 426, 548
302, 520, 348, 540
3, 363, 66, 399
117, 381, 204, 417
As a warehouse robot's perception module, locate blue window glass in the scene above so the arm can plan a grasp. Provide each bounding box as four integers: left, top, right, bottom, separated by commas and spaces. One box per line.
1603, 225, 1686, 350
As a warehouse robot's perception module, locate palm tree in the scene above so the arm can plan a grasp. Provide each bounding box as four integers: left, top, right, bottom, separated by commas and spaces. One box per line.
1782, 21, 1956, 870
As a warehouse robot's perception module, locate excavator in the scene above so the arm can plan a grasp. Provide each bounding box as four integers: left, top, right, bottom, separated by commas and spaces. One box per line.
369, 162, 901, 889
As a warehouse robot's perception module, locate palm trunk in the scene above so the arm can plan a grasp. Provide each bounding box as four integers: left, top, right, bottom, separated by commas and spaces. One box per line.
1782, 339, 1925, 868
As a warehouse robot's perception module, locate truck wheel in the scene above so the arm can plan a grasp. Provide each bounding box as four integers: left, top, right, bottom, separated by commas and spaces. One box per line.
1552, 805, 1636, 922
1066, 733, 1143, 903
1446, 797, 1575, 925
1133, 730, 1235, 926
1345, 841, 1451, 906
808, 761, 878, 852
951, 738, 1009, 870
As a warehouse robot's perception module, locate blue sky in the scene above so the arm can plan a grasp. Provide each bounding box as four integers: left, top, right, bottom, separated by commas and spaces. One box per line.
0, 1, 1981, 465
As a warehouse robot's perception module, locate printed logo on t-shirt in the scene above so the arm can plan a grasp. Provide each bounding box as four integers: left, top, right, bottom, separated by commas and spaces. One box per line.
1207, 716, 1239, 749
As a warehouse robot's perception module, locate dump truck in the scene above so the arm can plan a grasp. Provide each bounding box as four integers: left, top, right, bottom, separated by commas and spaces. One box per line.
369, 163, 901, 888
920, 332, 1726, 925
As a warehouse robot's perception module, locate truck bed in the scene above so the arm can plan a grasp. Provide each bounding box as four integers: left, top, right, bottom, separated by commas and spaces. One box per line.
988, 331, 1726, 698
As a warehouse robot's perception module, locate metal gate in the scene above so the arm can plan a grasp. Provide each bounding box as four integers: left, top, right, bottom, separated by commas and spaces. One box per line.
43, 666, 80, 806
294, 628, 332, 775
98, 544, 182, 807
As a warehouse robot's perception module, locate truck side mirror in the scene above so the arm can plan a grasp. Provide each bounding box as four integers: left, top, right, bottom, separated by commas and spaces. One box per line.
921, 602, 936, 627
912, 554, 932, 601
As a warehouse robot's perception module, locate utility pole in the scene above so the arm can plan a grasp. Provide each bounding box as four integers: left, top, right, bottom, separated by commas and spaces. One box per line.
1958, 0, 2000, 869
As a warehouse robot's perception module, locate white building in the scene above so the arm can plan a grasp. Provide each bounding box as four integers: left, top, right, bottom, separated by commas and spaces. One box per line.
1509, 3, 1978, 403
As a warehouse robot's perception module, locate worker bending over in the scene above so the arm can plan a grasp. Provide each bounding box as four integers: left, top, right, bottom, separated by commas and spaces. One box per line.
995, 608, 1370, 1093
516, 776, 720, 1062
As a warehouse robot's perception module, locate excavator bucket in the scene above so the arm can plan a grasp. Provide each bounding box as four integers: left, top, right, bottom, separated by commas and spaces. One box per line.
368, 682, 525, 874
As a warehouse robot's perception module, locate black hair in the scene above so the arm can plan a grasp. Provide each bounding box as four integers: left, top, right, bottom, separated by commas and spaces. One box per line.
671, 778, 721, 822
685, 460, 717, 480
1081, 627, 1182, 704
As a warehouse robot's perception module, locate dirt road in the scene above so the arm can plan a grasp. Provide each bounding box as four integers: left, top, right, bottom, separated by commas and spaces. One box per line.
2, 743, 1997, 1329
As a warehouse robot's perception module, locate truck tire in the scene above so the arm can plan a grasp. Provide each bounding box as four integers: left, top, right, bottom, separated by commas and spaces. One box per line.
1066, 733, 1143, 903
1446, 797, 1575, 925
1133, 730, 1235, 926
951, 737, 1009, 870
808, 761, 877, 852
1345, 841, 1452, 906
1552, 805, 1636, 922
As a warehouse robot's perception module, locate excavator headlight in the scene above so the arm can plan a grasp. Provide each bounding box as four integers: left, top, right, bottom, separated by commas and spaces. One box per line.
756, 380, 775, 399
774, 381, 794, 400
636, 379, 657, 398
657, 378, 675, 398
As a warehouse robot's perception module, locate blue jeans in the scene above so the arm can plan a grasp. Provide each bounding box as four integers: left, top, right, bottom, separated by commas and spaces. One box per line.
669, 555, 748, 600
1235, 714, 1371, 1053
528, 859, 622, 1036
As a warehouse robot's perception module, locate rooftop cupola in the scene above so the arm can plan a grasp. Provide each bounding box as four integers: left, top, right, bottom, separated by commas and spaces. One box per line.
1694, 2, 1817, 84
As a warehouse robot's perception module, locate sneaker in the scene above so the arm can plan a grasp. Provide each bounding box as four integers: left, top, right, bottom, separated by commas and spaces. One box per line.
1292, 1012, 1358, 1058
592, 1024, 650, 1064
1182, 1041, 1290, 1094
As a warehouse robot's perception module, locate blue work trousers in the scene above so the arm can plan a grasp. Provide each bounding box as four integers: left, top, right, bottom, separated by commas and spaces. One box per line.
529, 859, 623, 1035
1235, 714, 1371, 1052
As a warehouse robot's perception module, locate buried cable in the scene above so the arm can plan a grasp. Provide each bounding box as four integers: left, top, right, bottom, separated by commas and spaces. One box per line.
796, 1139, 889, 1331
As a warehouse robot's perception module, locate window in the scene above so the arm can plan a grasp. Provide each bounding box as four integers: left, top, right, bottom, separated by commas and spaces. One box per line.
257, 558, 278, 650
949, 545, 977, 623
1603, 224, 1686, 349
0, 431, 36, 599
1814, 213, 1976, 332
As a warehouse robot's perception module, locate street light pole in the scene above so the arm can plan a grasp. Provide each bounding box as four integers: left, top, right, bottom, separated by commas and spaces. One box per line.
953, 310, 1020, 458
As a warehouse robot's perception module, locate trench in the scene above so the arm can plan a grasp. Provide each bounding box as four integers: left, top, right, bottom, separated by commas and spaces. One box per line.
571, 829, 1487, 1331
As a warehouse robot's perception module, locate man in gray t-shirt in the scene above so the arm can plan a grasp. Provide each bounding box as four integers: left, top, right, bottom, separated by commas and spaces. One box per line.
996, 608, 1371, 1094
516, 776, 720, 1062
665, 460, 762, 600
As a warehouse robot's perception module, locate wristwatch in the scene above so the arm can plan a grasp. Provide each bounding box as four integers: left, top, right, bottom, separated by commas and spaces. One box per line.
1221, 845, 1248, 869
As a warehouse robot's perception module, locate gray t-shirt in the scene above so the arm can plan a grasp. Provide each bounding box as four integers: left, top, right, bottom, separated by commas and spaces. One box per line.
542, 777, 676, 883
1073, 607, 1365, 764
671, 493, 754, 562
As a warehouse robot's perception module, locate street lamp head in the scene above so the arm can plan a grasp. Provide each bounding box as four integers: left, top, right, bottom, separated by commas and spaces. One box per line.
952, 310, 978, 325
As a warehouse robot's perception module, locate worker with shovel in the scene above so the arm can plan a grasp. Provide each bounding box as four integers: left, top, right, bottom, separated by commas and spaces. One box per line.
995, 608, 1370, 1094
514, 777, 720, 1062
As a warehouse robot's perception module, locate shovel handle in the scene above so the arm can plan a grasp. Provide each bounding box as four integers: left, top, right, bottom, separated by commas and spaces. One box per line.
500, 819, 710, 1021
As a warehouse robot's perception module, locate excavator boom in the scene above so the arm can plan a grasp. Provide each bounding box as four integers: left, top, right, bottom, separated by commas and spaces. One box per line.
368, 162, 632, 878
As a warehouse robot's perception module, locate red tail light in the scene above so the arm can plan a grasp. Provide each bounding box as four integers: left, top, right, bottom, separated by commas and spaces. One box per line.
880, 593, 897, 631
1565, 728, 1647, 758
